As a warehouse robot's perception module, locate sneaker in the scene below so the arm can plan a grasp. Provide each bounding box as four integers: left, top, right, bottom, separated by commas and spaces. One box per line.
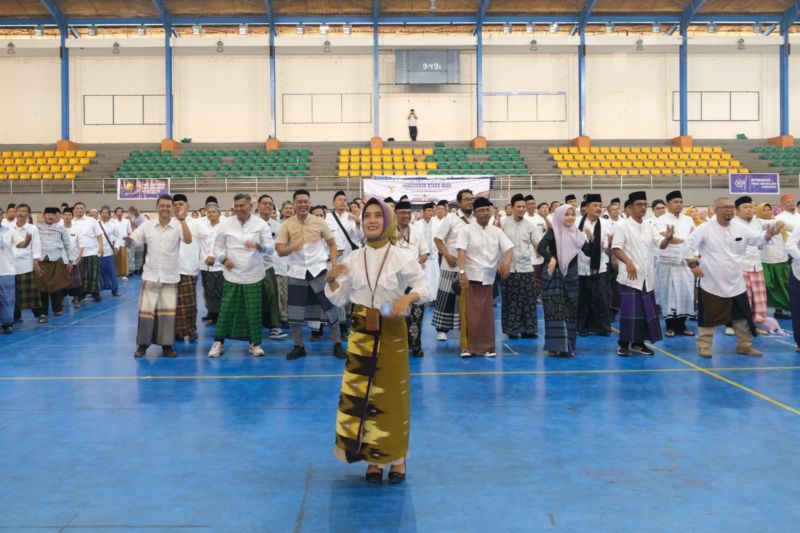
333, 343, 347, 359
268, 328, 288, 340
121, 276, 128, 282
616, 345, 630, 357
437, 332, 447, 341
134, 345, 148, 358
484, 351, 496, 358
724, 327, 735, 336
208, 341, 225, 358
286, 345, 307, 360
112, 292, 121, 297
249, 344, 265, 357
631, 344, 654, 356
460, 349, 471, 358
37, 315, 48, 324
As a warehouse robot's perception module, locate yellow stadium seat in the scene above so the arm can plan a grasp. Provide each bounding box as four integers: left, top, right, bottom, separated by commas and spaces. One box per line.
568, 147, 578, 154
579, 147, 589, 154
652, 146, 662, 153
371, 148, 381, 155
75, 150, 86, 157
553, 154, 564, 161
617, 169, 628, 176
360, 148, 370, 156
20, 173, 31, 180
596, 169, 606, 176
601, 162, 611, 169
338, 163, 348, 171
610, 146, 620, 153
589, 147, 599, 154
404, 163, 414, 171
360, 163, 370, 171
558, 147, 568, 154
575, 154, 585, 161
338, 149, 349, 156
740, 167, 749, 173
0, 173, 6, 180
548, 147, 558, 154
338, 170, 348, 177
394, 170, 405, 176
413, 148, 422, 156
381, 148, 390, 156
579, 162, 589, 169
418, 170, 428, 176
641, 146, 651, 153
43, 173, 54, 180
402, 148, 412, 156
557, 162, 568, 170
390, 148, 401, 155
65, 150, 75, 157
54, 173, 65, 180
373, 163, 383, 171
1, 151, 11, 158
8, 173, 19, 180
403, 155, 413, 163
392, 155, 402, 163
426, 162, 436, 170
599, 146, 610, 153
372, 156, 381, 163
12, 151, 22, 157
562, 169, 572, 176
22, 151, 33, 157
349, 163, 359, 171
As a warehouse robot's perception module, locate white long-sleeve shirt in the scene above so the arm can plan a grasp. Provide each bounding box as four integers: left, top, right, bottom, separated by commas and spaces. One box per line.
577, 216, 612, 275
776, 210, 800, 232
412, 218, 437, 260
199, 220, 224, 273
434, 210, 473, 273
214, 214, 274, 284
761, 230, 788, 264
523, 213, 547, 266
784, 225, 800, 281
502, 216, 538, 273
0, 226, 22, 276
395, 226, 429, 262
178, 217, 209, 277
456, 221, 514, 285
98, 219, 122, 258
736, 216, 764, 273
654, 212, 696, 265
611, 217, 664, 291
128, 218, 184, 284
326, 210, 361, 259
12, 222, 41, 275
324, 244, 430, 308
685, 218, 768, 298
73, 216, 103, 257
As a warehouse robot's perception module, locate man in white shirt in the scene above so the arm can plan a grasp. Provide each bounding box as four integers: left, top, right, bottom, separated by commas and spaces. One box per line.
432, 189, 474, 341
97, 206, 122, 297
502, 193, 539, 340
412, 202, 439, 305
408, 109, 419, 141
257, 194, 288, 341
207, 193, 274, 358
11, 204, 43, 323
735, 196, 768, 326
72, 201, 104, 302
785, 224, 800, 351
35, 207, 76, 322
577, 193, 613, 337
326, 190, 362, 336
125, 194, 192, 358
61, 207, 82, 307
611, 191, 675, 356
172, 194, 209, 343
654, 191, 696, 337
395, 200, 430, 357
199, 203, 225, 325
0, 221, 22, 333
112, 207, 132, 280
524, 194, 547, 296
457, 196, 513, 357
686, 197, 782, 358
776, 193, 800, 231
1, 204, 16, 229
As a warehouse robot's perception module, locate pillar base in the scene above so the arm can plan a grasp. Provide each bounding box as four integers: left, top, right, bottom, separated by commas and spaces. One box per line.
56, 139, 79, 151
370, 137, 383, 150
266, 137, 281, 151
161, 139, 181, 153
671, 135, 694, 149
768, 134, 794, 148
471, 136, 488, 149
571, 136, 591, 149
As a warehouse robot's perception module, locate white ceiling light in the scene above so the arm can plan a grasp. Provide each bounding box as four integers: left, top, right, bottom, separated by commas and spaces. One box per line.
549, 22, 558, 34
342, 23, 352, 35
239, 23, 249, 35
752, 23, 761, 33
529, 39, 538, 51
503, 23, 512, 34
708, 22, 716, 33
320, 24, 330, 35
605, 22, 614, 33
216, 40, 224, 53
88, 25, 97, 36
296, 24, 305, 35
323, 39, 331, 53
192, 24, 202, 35
34, 26, 44, 37
526, 22, 535, 34
652, 22, 661, 33
137, 25, 146, 36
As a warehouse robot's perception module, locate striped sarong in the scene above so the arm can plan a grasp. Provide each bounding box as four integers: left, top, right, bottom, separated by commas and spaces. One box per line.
431, 269, 460, 332
80, 255, 100, 294
175, 274, 198, 337
136, 280, 178, 346
618, 283, 662, 344
15, 271, 40, 310
201, 270, 224, 316
743, 270, 767, 324
287, 272, 339, 327
215, 280, 263, 345
277, 274, 288, 323
0, 274, 15, 325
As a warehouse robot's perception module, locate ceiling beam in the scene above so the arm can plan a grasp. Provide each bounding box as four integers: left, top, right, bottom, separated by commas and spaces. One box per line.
681, 0, 708, 28
782, 1, 800, 28
150, 0, 170, 24
474, 0, 490, 34
263, 0, 275, 36
579, 0, 598, 28
38, 0, 65, 27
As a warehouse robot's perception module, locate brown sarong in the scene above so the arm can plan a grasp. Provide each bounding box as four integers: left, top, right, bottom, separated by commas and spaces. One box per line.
464, 281, 495, 354
698, 289, 753, 329
34, 260, 70, 294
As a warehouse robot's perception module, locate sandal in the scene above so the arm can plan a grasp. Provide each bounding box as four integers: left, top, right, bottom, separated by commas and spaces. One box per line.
388, 461, 406, 484
664, 330, 676, 338
365, 465, 384, 484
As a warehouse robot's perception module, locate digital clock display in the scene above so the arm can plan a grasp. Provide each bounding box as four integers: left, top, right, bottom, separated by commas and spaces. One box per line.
396, 50, 460, 84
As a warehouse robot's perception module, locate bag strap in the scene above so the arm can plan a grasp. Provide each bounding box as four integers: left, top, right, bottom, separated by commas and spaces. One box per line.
332, 211, 359, 251
98, 221, 115, 250
365, 245, 392, 308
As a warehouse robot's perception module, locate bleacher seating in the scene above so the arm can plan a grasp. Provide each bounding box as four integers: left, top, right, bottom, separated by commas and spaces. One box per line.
114, 148, 312, 179
0, 149, 96, 181
337, 145, 528, 177
547, 145, 748, 176
754, 145, 800, 174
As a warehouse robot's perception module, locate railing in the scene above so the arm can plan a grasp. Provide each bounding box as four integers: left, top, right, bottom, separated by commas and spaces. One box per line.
0, 173, 792, 196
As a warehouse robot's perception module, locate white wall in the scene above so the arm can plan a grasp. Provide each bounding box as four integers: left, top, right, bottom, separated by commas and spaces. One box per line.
174, 53, 270, 142
0, 56, 61, 143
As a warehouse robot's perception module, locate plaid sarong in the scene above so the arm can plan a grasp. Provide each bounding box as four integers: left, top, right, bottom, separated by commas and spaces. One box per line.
743, 270, 767, 324
175, 274, 198, 337
80, 255, 100, 294
618, 283, 662, 344
287, 272, 339, 326
431, 269, 460, 332
15, 271, 40, 310
215, 280, 263, 345
261, 268, 281, 329
277, 275, 288, 322
0, 275, 15, 325
136, 280, 178, 347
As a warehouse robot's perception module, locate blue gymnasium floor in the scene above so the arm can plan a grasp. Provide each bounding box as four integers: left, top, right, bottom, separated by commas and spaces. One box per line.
1, 280, 800, 533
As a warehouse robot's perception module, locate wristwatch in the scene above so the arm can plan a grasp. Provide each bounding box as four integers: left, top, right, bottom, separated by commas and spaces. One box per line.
459, 269, 466, 275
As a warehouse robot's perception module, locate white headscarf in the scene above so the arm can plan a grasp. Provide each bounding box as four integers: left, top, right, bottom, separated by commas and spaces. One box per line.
552, 204, 587, 277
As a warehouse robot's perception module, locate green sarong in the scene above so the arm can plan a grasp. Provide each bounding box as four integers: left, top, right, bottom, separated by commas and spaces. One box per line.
215, 280, 263, 345
763, 261, 791, 310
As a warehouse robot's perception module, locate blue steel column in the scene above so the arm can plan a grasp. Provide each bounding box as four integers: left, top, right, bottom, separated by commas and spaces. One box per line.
679, 25, 688, 137
578, 27, 586, 136
373, 21, 379, 138
476, 27, 483, 137
269, 29, 276, 138
165, 23, 173, 139
781, 23, 790, 136
59, 26, 70, 140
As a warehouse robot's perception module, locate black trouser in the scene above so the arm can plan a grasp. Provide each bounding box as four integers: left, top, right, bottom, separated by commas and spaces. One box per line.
409, 126, 418, 141
14, 307, 43, 321
40, 290, 65, 316
665, 316, 687, 333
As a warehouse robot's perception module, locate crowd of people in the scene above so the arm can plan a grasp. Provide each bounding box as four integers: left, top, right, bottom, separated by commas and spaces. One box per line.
3, 188, 800, 484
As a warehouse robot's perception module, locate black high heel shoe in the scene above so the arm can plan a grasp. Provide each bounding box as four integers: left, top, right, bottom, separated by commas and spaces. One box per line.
365, 466, 384, 483
388, 462, 406, 485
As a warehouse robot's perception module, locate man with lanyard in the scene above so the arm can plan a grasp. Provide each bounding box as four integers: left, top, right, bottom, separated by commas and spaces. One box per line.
501, 193, 539, 339
72, 201, 104, 302
97, 206, 122, 298
35, 207, 75, 322
257, 194, 288, 340
172, 194, 208, 343
651, 190, 696, 337
276, 189, 345, 360
125, 195, 192, 358
11, 204, 43, 323
326, 190, 362, 336
208, 193, 275, 358
395, 200, 430, 357
686, 197, 782, 358
413, 201, 439, 304
611, 191, 676, 356
432, 189, 474, 342
576, 193, 613, 337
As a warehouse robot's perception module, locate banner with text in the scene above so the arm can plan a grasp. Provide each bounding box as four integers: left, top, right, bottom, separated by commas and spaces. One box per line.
117, 178, 171, 200
363, 176, 493, 204
729, 173, 780, 195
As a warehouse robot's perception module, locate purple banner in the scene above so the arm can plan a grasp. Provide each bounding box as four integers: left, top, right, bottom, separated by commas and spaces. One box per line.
729, 173, 780, 195
117, 178, 171, 200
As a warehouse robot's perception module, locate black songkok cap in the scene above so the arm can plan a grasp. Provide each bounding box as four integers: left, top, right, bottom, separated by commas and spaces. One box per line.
628, 191, 647, 204
422, 202, 435, 210
205, 195, 218, 205
511, 193, 526, 205
580, 201, 587, 209
395, 201, 412, 211
665, 190, 682, 202
473, 197, 492, 210
437, 199, 448, 207
735, 196, 753, 208
565, 194, 577, 202
624, 199, 633, 209
585, 193, 602, 204
172, 193, 189, 203
62, 207, 73, 214
651, 199, 665, 209
44, 207, 60, 215
609, 197, 620, 205
384, 196, 396, 204
524, 194, 534, 202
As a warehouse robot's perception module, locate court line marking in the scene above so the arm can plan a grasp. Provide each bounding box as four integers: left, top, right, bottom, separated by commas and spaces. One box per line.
2, 366, 800, 382
503, 343, 518, 355
609, 328, 800, 417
